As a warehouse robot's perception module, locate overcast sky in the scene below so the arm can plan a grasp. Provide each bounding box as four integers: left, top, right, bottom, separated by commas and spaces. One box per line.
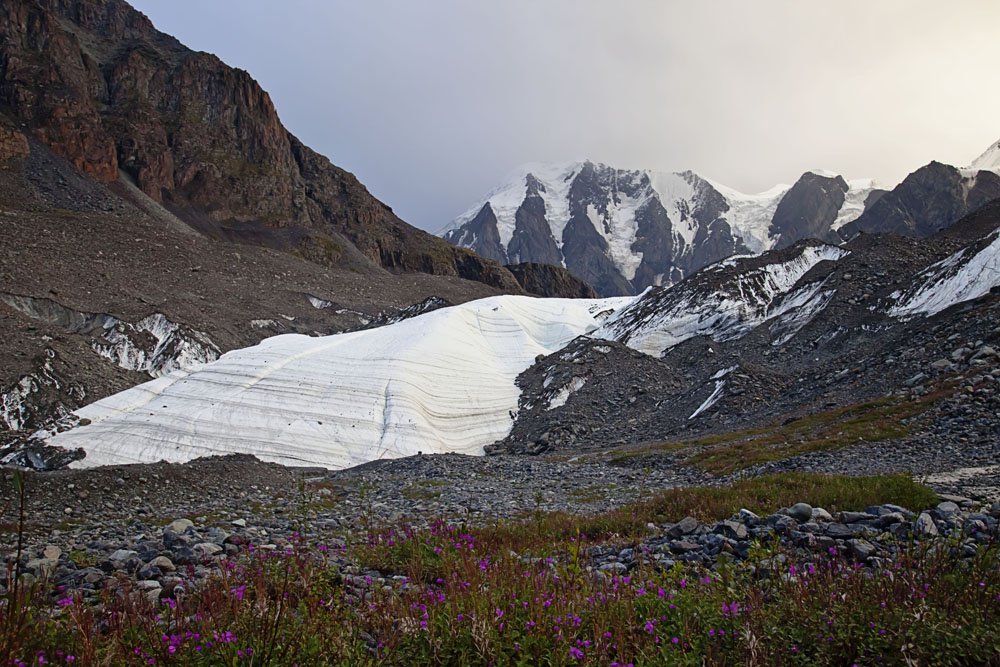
130, 0, 1000, 232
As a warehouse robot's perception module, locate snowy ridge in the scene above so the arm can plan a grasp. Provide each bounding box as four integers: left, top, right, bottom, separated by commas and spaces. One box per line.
444, 160, 873, 295
595, 244, 847, 356
446, 162, 583, 253
47, 296, 632, 469
890, 229, 1000, 318
969, 139, 1000, 173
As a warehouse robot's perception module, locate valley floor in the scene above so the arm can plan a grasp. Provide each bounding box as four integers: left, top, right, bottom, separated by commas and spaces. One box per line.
1, 450, 998, 665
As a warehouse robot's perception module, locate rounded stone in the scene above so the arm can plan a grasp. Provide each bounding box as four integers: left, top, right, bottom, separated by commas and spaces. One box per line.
788, 503, 813, 522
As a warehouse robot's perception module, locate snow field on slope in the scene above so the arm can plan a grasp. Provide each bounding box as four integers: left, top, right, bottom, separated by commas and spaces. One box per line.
595, 245, 847, 356
833, 178, 879, 231
49, 296, 632, 469
890, 229, 1000, 317
970, 139, 1000, 172
451, 162, 582, 252
645, 171, 699, 247
703, 179, 791, 253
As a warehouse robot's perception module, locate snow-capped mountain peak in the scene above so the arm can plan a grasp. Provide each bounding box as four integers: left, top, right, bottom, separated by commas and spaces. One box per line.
443, 161, 876, 296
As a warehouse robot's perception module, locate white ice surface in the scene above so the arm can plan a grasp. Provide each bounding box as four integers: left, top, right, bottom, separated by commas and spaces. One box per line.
890, 230, 1000, 318
833, 178, 879, 231
50, 296, 631, 469
702, 179, 791, 253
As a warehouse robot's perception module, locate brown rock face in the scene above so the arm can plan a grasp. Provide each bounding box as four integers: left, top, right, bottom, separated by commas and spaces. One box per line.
505, 263, 598, 299
0, 124, 29, 163
0, 0, 519, 291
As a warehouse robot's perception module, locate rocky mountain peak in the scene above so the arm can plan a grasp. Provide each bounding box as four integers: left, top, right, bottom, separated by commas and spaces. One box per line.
0, 0, 522, 291
446, 137, 1000, 297
444, 161, 874, 296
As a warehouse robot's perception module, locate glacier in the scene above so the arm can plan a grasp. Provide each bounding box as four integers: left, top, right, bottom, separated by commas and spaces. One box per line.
46, 295, 632, 469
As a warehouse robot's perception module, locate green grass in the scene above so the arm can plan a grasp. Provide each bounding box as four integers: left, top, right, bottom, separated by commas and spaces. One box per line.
611, 393, 947, 476
468, 472, 938, 554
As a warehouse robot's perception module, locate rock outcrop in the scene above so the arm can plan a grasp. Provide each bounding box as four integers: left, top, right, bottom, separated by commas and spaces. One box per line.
0, 0, 519, 290
505, 263, 598, 299
844, 161, 1000, 238
443, 161, 880, 296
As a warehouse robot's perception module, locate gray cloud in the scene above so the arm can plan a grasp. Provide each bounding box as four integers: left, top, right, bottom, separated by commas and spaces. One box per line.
130, 0, 1000, 231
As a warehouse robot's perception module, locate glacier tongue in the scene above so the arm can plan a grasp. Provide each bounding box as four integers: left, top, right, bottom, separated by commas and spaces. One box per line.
47, 296, 631, 469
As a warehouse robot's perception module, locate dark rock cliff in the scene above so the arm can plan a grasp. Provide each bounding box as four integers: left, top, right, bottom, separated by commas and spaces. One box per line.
845, 161, 1000, 239
0, 0, 520, 291
770, 172, 847, 249
504, 263, 598, 299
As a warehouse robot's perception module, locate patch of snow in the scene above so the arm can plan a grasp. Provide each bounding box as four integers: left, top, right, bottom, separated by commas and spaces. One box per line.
546, 376, 587, 410
968, 138, 1000, 172
889, 229, 1000, 317
306, 294, 334, 309
711, 365, 738, 380
251, 319, 278, 329
49, 296, 630, 469
92, 314, 219, 377
689, 380, 725, 420
833, 178, 879, 231
596, 245, 847, 356
768, 279, 837, 345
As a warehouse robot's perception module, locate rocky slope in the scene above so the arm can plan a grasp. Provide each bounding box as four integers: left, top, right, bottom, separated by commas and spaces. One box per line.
0, 0, 518, 289
491, 201, 1000, 466
505, 262, 598, 299
21, 200, 1000, 478
843, 161, 1000, 238
0, 125, 514, 450
443, 149, 1000, 296
0, 0, 603, 451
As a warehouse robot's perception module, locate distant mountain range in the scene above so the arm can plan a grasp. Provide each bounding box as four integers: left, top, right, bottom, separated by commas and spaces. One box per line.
442, 146, 1000, 295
